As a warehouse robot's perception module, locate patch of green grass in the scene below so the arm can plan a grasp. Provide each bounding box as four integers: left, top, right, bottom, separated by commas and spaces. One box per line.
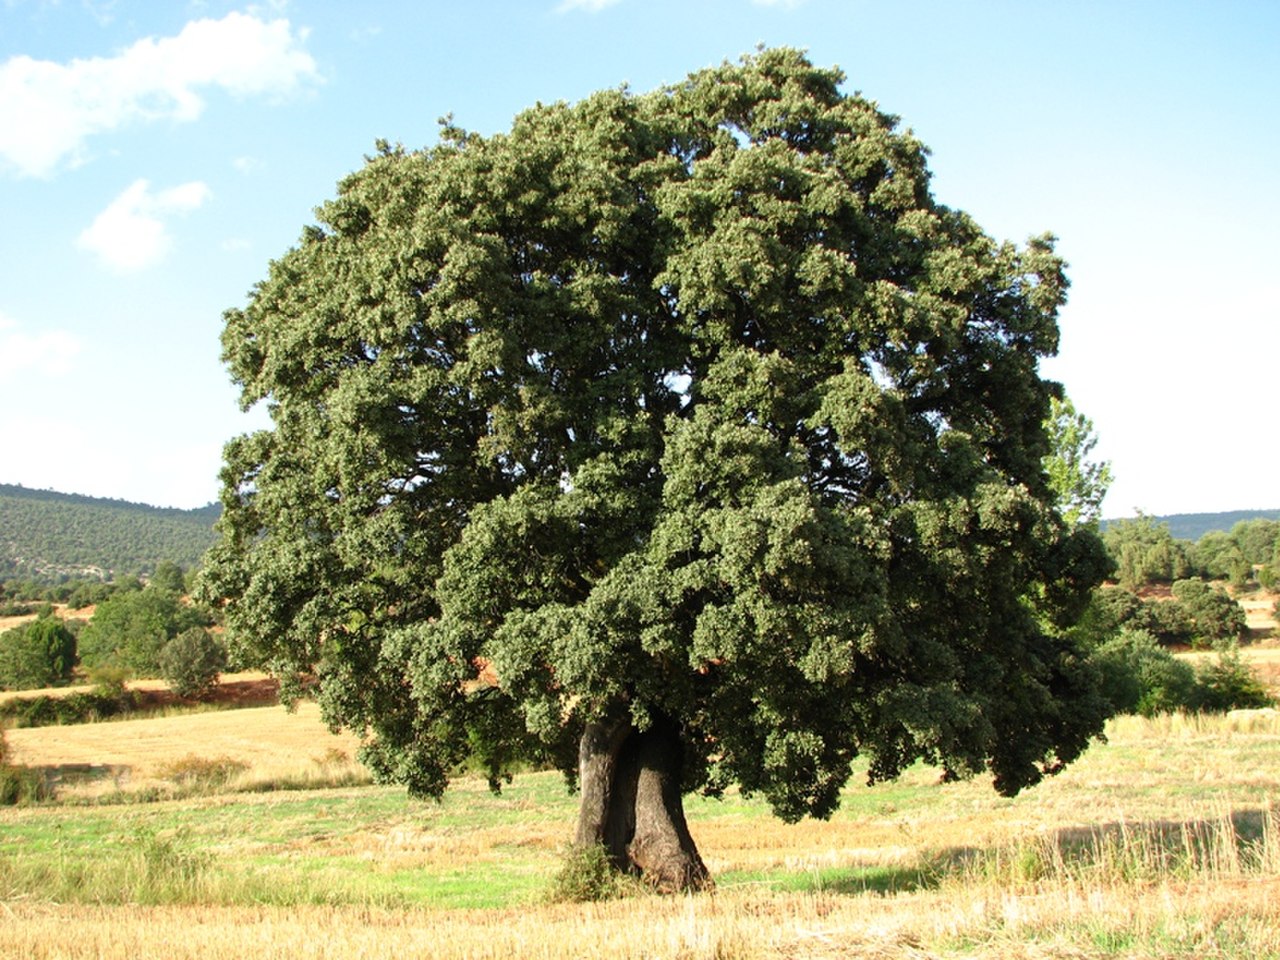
717, 862, 934, 896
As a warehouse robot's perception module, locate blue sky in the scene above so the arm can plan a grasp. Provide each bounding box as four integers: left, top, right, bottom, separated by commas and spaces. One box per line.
1, 1, 1276, 516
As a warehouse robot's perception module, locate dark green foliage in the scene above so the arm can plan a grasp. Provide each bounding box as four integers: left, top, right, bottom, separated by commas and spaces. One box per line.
0, 687, 139, 727
158, 627, 227, 699
1090, 628, 1198, 717
202, 49, 1110, 829
1170, 579, 1247, 648
0, 615, 77, 690
77, 586, 212, 675
1128, 598, 1196, 647
0, 483, 217, 582
1192, 648, 1275, 712
1077, 581, 1246, 650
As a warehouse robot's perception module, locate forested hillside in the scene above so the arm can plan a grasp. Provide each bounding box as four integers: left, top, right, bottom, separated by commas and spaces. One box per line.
1103, 510, 1280, 542
0, 484, 218, 580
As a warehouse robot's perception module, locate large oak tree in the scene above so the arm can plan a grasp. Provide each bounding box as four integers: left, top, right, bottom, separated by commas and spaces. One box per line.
200, 49, 1112, 891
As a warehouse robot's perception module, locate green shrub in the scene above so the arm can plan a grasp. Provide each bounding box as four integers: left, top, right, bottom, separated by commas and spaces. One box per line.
546, 843, 632, 903
1192, 647, 1275, 712
1171, 579, 1248, 648
1258, 565, 1277, 591
1091, 628, 1198, 717
0, 615, 78, 690
0, 687, 139, 728
158, 627, 227, 700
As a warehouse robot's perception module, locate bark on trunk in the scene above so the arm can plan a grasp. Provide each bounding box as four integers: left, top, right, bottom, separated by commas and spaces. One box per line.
574, 712, 712, 893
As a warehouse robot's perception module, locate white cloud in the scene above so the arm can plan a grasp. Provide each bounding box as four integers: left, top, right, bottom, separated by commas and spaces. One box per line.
0, 312, 83, 381
0, 11, 319, 178
232, 155, 262, 174
77, 178, 212, 272
751, 0, 806, 7
555, 0, 621, 13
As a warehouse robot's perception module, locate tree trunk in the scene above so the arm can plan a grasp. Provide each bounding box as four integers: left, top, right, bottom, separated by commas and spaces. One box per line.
573, 711, 712, 893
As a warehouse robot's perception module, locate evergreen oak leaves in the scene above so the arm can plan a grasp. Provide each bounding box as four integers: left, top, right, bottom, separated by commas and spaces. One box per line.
201, 50, 1112, 836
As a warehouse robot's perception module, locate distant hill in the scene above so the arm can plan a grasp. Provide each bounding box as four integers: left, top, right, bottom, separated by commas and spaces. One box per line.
0, 483, 219, 581
1102, 509, 1280, 543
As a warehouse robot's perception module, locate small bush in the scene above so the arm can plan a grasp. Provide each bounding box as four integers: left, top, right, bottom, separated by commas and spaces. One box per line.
1258, 565, 1277, 591
1171, 578, 1248, 648
1091, 627, 1198, 716
158, 627, 227, 700
546, 843, 633, 903
1193, 647, 1275, 712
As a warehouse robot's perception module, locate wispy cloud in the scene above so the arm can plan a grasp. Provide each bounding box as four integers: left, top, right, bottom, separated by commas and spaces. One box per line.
77, 179, 212, 272
0, 11, 319, 178
0, 312, 83, 380
751, 0, 806, 7
555, 0, 622, 13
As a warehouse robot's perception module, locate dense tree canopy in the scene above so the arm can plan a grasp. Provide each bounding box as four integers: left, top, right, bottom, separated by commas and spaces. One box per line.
200, 49, 1112, 890
1103, 515, 1194, 590
77, 583, 211, 675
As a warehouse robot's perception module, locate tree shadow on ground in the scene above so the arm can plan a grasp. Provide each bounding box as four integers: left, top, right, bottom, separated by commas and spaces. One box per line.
759, 806, 1276, 896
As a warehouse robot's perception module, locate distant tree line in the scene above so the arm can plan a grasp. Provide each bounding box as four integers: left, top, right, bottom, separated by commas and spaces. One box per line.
1102, 515, 1280, 593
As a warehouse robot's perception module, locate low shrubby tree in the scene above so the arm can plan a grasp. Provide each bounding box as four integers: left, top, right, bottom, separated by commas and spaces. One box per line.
1090, 629, 1274, 716
158, 627, 227, 700
1090, 627, 1198, 717
1076, 580, 1246, 651
1128, 597, 1196, 647
148, 561, 188, 594
1171, 578, 1247, 648
1103, 515, 1194, 590
1193, 647, 1275, 712
78, 585, 211, 676
0, 615, 77, 690
1191, 530, 1248, 586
